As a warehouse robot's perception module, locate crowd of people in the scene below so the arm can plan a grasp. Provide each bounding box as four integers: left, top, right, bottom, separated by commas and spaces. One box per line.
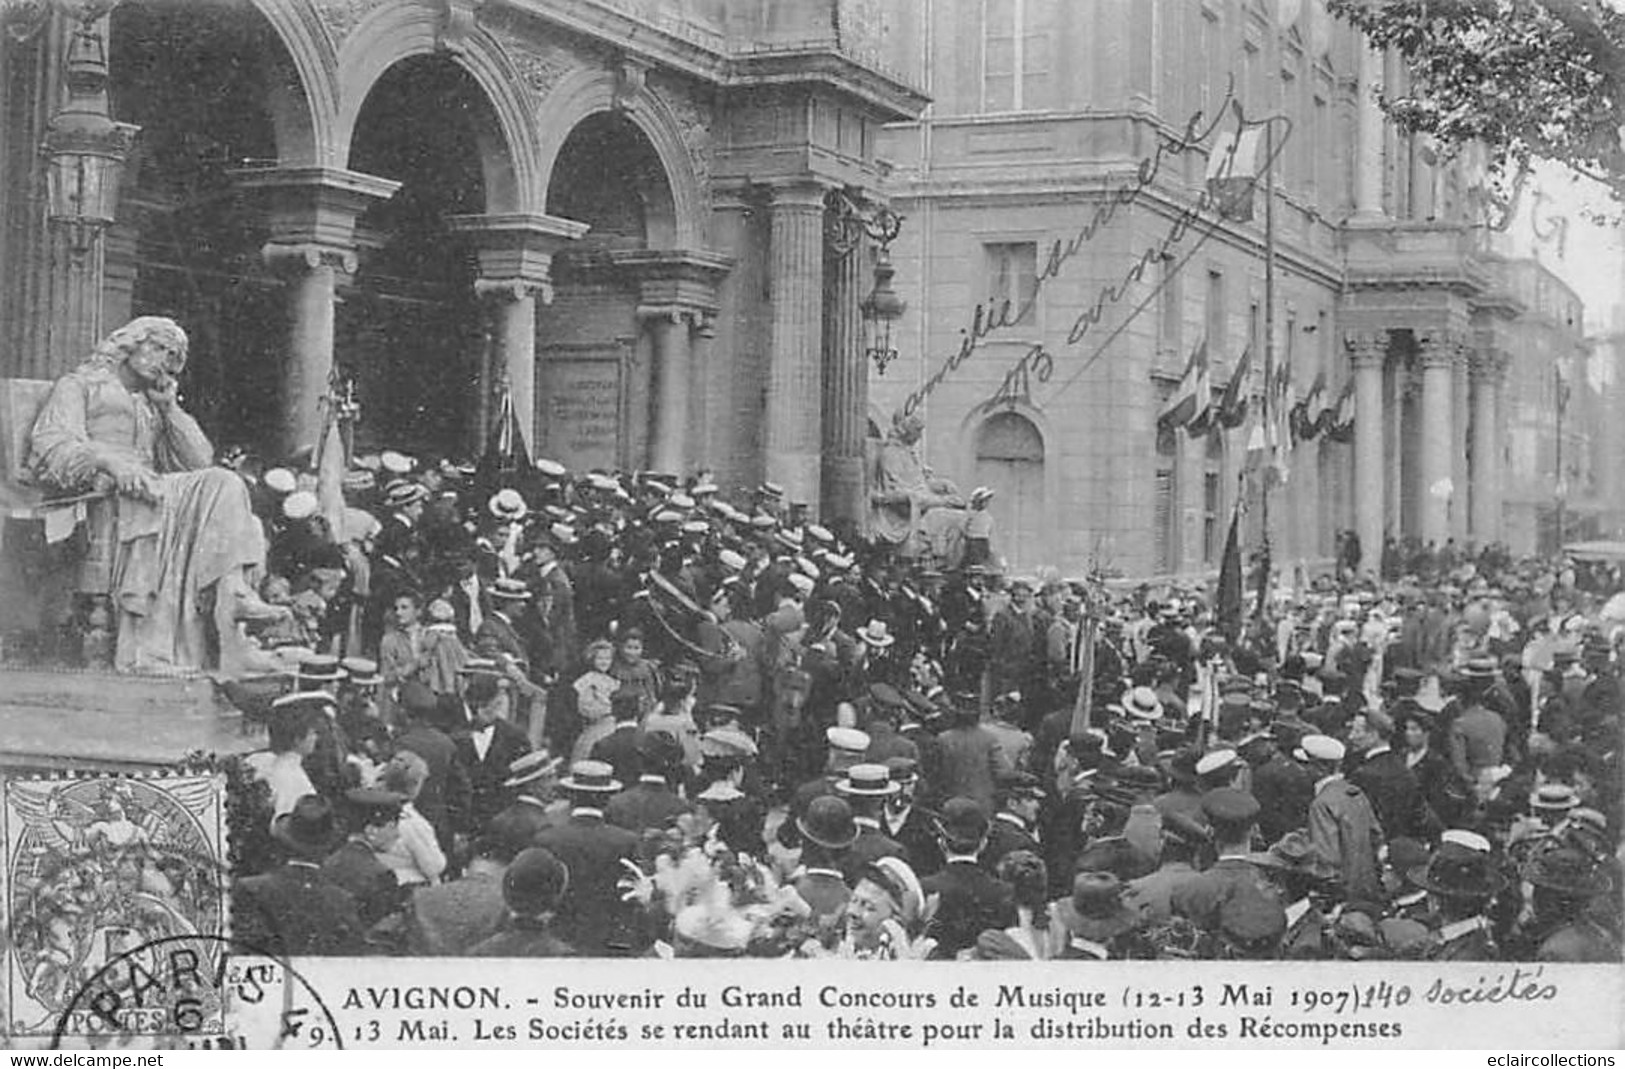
227, 447, 1622, 963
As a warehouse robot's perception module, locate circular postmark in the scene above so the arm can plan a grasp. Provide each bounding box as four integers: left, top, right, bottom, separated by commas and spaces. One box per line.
49, 934, 343, 1050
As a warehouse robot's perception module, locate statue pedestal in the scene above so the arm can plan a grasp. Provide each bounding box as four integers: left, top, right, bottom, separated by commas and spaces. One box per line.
0, 665, 254, 772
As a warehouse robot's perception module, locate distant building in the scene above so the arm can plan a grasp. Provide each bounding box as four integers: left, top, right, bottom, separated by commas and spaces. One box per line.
874, 0, 1601, 577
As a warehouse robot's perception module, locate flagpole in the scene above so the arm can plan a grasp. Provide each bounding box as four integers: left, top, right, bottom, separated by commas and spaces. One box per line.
1258, 117, 1276, 621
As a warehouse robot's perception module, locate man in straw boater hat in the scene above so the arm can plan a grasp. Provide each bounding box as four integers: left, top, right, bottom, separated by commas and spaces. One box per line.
492, 750, 567, 842
1446, 656, 1508, 787
1411, 829, 1506, 962
468, 847, 576, 958
834, 763, 907, 881
921, 797, 1016, 959
534, 760, 642, 955
235, 794, 364, 956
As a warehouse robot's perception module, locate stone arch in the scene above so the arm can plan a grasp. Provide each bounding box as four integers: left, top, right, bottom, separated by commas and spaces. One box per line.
333, 1, 538, 213
536, 67, 704, 249
244, 0, 337, 165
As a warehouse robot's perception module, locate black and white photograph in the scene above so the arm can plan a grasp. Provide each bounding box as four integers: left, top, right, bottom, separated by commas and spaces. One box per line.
0, 0, 1621, 1051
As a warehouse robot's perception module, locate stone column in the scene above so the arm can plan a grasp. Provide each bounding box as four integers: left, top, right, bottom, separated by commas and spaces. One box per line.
822, 221, 868, 526
1353, 42, 1387, 220
1451, 342, 1470, 541
235, 166, 400, 458
449, 212, 591, 454
643, 310, 693, 474
1350, 332, 1387, 577
1416, 331, 1458, 545
765, 182, 829, 508
262, 242, 356, 457
474, 278, 547, 449
1471, 349, 1507, 543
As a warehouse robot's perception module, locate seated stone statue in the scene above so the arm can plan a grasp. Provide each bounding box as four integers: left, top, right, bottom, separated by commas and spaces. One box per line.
868, 411, 966, 558
28, 315, 281, 674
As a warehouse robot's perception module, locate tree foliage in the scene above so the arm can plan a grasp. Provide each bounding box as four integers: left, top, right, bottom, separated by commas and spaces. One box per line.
1327, 0, 1625, 206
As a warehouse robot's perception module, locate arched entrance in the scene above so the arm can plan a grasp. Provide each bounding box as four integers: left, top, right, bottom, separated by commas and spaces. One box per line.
973, 410, 1046, 572
343, 54, 495, 460
108, 0, 297, 452
539, 112, 677, 471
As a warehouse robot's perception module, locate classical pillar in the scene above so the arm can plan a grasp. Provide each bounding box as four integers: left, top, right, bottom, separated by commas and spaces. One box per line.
1385, 361, 1403, 538
1353, 42, 1387, 220
449, 212, 591, 454
1350, 332, 1387, 576
765, 182, 829, 508
262, 242, 356, 457
235, 166, 400, 458
643, 310, 693, 474
1471, 349, 1507, 543
1416, 331, 1458, 545
1451, 343, 1470, 541
474, 278, 546, 449
822, 218, 868, 525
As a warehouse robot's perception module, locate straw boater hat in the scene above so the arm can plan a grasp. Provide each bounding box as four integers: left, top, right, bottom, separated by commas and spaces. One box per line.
835, 763, 900, 798
263, 468, 296, 495
296, 653, 345, 684
856, 620, 896, 649
488, 488, 528, 522
488, 577, 532, 602
340, 656, 381, 687
969, 486, 995, 507
504, 751, 564, 790
555, 760, 617, 796
535, 458, 568, 478
383, 480, 428, 509
1122, 686, 1163, 722
282, 491, 318, 521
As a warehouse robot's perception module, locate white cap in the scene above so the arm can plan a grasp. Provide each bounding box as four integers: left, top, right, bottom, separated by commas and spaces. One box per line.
282, 490, 318, 520
1297, 734, 1345, 763
825, 726, 871, 754
380, 450, 414, 474
264, 468, 296, 494
786, 572, 814, 597
1439, 828, 1491, 854
1195, 749, 1239, 777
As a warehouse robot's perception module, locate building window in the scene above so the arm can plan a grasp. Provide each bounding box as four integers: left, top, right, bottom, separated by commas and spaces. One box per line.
1155, 420, 1179, 573
1206, 269, 1226, 356
985, 241, 1039, 325
983, 0, 1054, 112
1203, 429, 1225, 565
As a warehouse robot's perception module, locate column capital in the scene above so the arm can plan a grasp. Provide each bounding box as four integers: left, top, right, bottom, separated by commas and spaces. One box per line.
449, 211, 588, 291
1345, 330, 1388, 369
764, 179, 838, 212
1470, 347, 1511, 382
474, 276, 551, 305
1415, 329, 1468, 369
261, 240, 357, 276
612, 248, 733, 320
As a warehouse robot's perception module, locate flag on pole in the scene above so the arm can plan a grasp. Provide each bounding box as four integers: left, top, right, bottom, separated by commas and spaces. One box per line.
1291, 370, 1326, 441
1159, 340, 1209, 430
1324, 377, 1356, 442
1216, 345, 1252, 429
1205, 124, 1266, 223
475, 371, 533, 500
1186, 345, 1215, 438
1214, 504, 1244, 643
313, 366, 347, 539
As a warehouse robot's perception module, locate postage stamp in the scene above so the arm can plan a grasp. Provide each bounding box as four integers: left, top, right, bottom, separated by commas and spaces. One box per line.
2, 773, 228, 1039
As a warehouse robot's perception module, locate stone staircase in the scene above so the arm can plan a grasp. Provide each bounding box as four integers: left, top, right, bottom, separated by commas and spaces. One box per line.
0, 664, 259, 772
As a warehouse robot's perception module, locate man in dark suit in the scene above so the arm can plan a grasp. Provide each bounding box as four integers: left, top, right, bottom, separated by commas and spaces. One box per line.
605, 732, 692, 834
589, 692, 646, 787
1348, 712, 1427, 841
935, 699, 1014, 814
1170, 788, 1285, 955
453, 672, 533, 835
534, 761, 643, 955
1251, 718, 1316, 844
834, 764, 908, 882
235, 795, 365, 956
319, 788, 407, 931
881, 758, 944, 878
920, 797, 1015, 959
475, 578, 534, 672
982, 772, 1043, 873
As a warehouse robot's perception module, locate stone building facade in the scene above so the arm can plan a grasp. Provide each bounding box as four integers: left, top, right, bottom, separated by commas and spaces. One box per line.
873, 0, 1599, 578
0, 0, 925, 525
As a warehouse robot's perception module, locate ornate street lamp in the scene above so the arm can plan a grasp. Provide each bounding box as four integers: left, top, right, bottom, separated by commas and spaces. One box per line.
826, 188, 907, 375
41, 3, 138, 255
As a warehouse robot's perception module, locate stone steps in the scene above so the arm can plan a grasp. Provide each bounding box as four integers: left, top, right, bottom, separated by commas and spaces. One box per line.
0, 665, 258, 772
